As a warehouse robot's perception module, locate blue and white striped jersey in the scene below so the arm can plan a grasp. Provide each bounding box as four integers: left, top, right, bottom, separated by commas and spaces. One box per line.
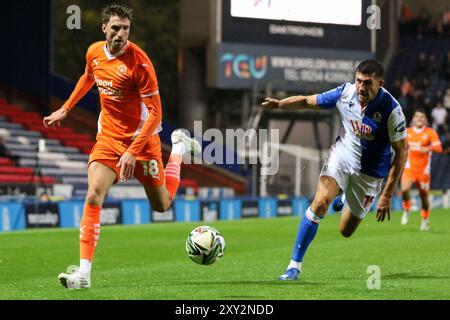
317, 82, 406, 178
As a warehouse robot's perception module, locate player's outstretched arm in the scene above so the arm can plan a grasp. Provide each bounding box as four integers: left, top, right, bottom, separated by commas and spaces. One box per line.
376, 138, 407, 222
261, 95, 319, 110
43, 73, 95, 128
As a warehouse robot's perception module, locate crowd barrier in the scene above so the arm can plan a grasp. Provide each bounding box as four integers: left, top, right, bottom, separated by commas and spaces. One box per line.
0, 195, 447, 232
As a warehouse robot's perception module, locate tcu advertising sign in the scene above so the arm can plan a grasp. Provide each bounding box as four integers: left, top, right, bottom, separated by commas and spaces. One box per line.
213, 43, 373, 91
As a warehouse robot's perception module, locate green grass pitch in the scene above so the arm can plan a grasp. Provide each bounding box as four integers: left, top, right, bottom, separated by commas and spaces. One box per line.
0, 209, 449, 300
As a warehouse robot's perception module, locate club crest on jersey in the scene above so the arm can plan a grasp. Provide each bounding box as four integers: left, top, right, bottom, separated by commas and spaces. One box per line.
350, 120, 374, 140
373, 112, 382, 123
116, 64, 128, 76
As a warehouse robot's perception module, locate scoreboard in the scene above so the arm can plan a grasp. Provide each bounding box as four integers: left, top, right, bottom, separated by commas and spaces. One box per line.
222, 0, 371, 51
230, 0, 362, 26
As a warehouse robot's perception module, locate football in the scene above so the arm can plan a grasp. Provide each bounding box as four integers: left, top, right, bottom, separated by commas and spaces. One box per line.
185, 226, 225, 265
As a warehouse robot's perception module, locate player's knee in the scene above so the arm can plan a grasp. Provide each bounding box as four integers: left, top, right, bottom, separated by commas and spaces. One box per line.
86, 186, 105, 205
312, 197, 332, 215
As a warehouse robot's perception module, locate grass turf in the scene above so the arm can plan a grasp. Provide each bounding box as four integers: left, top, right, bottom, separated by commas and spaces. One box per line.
0, 209, 449, 300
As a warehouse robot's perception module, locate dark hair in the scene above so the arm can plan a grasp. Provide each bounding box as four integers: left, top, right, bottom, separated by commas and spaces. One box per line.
356, 59, 384, 78
413, 108, 427, 116
101, 4, 133, 24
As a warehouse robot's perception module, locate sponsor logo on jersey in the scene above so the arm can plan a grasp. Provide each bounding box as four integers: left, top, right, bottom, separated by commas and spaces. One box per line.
94, 75, 122, 98
351, 120, 374, 140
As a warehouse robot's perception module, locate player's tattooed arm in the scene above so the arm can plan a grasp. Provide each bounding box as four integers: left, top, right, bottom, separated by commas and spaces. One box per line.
261, 95, 319, 110
376, 138, 407, 222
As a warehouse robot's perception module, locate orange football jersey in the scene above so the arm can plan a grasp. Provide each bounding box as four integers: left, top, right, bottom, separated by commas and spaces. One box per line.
63, 40, 162, 148
405, 127, 442, 174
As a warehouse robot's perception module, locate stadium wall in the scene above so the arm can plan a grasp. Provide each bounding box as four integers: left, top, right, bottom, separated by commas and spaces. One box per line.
1, 195, 448, 232
1, 1, 51, 108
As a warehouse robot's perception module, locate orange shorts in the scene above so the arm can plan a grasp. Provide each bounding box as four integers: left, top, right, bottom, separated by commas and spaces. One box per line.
402, 168, 430, 192
88, 134, 165, 187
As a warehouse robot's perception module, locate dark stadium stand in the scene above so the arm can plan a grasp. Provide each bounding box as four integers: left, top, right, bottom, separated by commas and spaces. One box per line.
0, 98, 241, 197
431, 153, 450, 189
386, 35, 450, 121
386, 33, 450, 191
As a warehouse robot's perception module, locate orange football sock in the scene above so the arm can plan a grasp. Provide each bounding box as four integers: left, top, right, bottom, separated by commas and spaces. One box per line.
79, 204, 101, 261
420, 209, 430, 219
402, 200, 411, 211
165, 153, 182, 200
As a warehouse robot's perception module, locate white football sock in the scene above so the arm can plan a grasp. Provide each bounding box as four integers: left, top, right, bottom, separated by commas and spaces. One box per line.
287, 260, 302, 271
80, 259, 92, 275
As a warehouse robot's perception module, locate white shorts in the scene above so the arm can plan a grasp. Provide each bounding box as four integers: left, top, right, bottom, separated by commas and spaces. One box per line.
320, 146, 384, 219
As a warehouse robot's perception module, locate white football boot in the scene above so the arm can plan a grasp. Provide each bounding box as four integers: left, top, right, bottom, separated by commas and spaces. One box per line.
420, 218, 430, 231
401, 211, 410, 225
58, 265, 91, 289
171, 130, 202, 155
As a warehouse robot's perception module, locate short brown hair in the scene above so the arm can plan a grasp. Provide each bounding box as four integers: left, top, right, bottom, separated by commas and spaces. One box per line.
101, 4, 133, 24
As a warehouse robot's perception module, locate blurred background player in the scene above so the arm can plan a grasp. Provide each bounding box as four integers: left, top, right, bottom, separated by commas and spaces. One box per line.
401, 109, 442, 230
43, 4, 200, 289
262, 60, 407, 281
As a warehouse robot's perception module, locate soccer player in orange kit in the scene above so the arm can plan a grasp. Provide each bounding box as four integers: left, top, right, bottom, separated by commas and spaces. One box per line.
400, 109, 442, 231
43, 4, 201, 289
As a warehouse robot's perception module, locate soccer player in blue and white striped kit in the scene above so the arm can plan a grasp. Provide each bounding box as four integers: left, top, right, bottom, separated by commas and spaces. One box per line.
262, 60, 407, 280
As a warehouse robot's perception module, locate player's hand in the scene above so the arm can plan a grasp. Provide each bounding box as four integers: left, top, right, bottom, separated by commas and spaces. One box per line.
43, 108, 68, 128
117, 151, 136, 182
261, 98, 280, 109
376, 194, 391, 222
